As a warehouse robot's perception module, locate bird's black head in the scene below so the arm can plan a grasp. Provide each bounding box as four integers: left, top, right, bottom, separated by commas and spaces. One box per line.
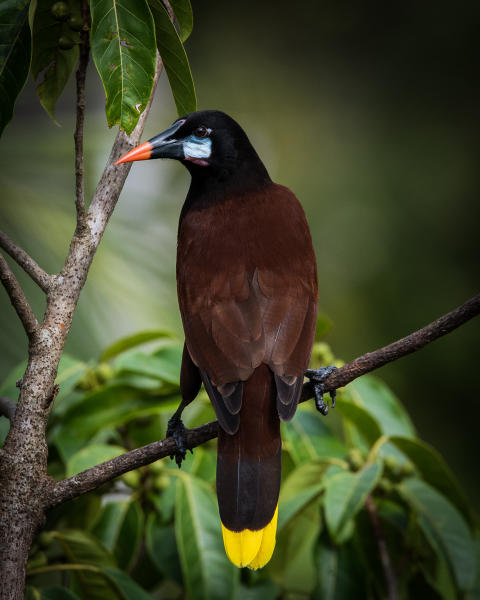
116, 110, 271, 194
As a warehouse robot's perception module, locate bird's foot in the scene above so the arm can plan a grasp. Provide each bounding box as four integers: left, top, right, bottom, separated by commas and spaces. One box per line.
166, 416, 191, 468
305, 366, 338, 416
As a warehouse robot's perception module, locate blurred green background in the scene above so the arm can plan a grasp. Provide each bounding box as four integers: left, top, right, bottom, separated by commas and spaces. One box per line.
0, 0, 479, 505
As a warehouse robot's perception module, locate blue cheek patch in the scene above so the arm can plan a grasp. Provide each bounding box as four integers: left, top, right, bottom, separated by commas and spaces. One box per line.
183, 135, 212, 160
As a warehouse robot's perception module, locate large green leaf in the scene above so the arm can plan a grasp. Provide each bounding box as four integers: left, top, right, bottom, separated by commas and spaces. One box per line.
175, 475, 238, 600
66, 443, 125, 477
101, 567, 153, 600
335, 395, 382, 447
313, 540, 367, 600
90, 500, 144, 572
398, 478, 476, 592
282, 406, 348, 466
114, 501, 144, 571
389, 435, 475, 525
25, 587, 80, 600
278, 460, 332, 530
91, 501, 130, 551
31, 0, 79, 121
148, 0, 196, 116
54, 354, 89, 404
266, 501, 321, 596
348, 375, 416, 437
169, 0, 193, 41
115, 349, 181, 385
90, 0, 157, 134
0, 0, 31, 137
100, 330, 175, 361
145, 514, 182, 583
323, 462, 382, 542
51, 530, 119, 599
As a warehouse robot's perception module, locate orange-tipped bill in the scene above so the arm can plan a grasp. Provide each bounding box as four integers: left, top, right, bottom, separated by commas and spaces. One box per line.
116, 141, 153, 165
115, 118, 187, 166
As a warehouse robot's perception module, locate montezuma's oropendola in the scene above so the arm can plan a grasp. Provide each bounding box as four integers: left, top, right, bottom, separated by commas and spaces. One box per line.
116, 110, 335, 569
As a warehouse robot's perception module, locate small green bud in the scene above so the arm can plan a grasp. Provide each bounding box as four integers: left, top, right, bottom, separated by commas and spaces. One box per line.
50, 2, 70, 21
58, 35, 75, 50
68, 15, 83, 31
122, 470, 141, 489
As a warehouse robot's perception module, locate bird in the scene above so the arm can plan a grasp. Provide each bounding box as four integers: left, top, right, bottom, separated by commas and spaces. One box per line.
116, 110, 333, 569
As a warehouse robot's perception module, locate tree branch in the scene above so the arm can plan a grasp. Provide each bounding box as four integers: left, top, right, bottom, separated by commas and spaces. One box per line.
0, 397, 16, 422
0, 254, 39, 338
0, 231, 52, 292
300, 292, 480, 400
48, 293, 480, 509
73, 0, 90, 225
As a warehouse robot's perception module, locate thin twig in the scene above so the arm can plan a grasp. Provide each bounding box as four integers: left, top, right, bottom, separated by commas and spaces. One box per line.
0, 397, 16, 422
366, 495, 398, 600
0, 231, 51, 292
48, 293, 480, 508
0, 254, 38, 338
73, 0, 90, 225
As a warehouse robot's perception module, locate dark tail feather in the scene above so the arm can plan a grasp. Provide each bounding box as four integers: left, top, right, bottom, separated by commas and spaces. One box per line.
216, 364, 281, 568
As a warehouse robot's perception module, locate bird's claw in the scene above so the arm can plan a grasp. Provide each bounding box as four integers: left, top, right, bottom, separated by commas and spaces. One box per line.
305, 365, 338, 415
166, 416, 191, 468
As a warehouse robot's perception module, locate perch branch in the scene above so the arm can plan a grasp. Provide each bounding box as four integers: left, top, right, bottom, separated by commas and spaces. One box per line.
48, 293, 480, 508
73, 0, 90, 225
300, 292, 480, 401
0, 253, 38, 338
0, 231, 52, 292
0, 397, 16, 422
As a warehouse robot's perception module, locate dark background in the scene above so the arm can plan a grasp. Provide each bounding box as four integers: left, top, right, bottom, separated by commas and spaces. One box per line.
1, 1, 479, 500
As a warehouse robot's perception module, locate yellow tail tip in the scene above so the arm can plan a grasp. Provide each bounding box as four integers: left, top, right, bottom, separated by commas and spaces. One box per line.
221, 505, 278, 569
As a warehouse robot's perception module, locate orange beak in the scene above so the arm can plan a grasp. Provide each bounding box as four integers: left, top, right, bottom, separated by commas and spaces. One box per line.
115, 141, 153, 165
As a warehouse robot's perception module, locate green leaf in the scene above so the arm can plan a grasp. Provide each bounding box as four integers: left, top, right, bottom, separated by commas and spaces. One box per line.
278, 460, 331, 530
66, 443, 124, 477
313, 540, 367, 600
101, 567, 153, 600
115, 349, 180, 385
114, 501, 144, 571
323, 462, 382, 541
348, 375, 416, 437
282, 406, 348, 465
389, 435, 475, 525
169, 0, 193, 41
0, 0, 31, 137
31, 0, 79, 121
145, 514, 182, 583
91, 501, 129, 551
265, 501, 321, 596
234, 581, 281, 600
54, 354, 89, 403
148, 0, 196, 116
465, 540, 480, 600
25, 587, 81, 600
100, 330, 175, 362
335, 396, 382, 447
398, 478, 476, 591
175, 475, 238, 600
90, 0, 157, 134
51, 530, 118, 599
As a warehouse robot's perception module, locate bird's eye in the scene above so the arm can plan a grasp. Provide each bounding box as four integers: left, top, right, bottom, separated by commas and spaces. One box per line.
194, 126, 209, 138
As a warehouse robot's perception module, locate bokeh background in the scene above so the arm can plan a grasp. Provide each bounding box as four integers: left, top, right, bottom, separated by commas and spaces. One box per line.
1, 1, 479, 501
